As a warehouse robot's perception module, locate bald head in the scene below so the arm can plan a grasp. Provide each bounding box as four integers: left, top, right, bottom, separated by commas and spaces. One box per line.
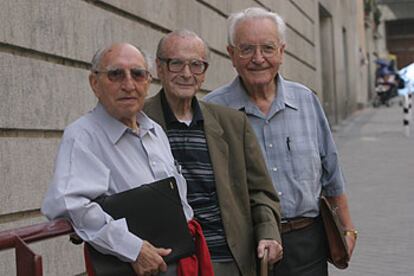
156, 30, 210, 61
91, 43, 149, 72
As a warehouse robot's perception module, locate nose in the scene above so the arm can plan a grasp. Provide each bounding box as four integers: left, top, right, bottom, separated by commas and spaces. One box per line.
251, 47, 265, 63
181, 63, 193, 77
121, 71, 135, 91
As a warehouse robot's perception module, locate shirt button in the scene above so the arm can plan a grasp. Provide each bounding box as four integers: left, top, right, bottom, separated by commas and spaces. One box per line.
151, 161, 156, 166
278, 191, 283, 196
269, 143, 273, 148
272, 167, 278, 172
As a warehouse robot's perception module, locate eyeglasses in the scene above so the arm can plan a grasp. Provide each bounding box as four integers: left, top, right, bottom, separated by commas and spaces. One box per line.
94, 68, 151, 82
234, 43, 279, 59
158, 58, 209, 75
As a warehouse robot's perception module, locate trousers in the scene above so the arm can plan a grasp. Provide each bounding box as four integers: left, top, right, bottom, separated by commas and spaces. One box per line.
212, 260, 241, 276
272, 217, 328, 276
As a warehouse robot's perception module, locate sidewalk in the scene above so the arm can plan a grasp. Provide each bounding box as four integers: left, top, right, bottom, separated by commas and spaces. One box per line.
329, 99, 414, 275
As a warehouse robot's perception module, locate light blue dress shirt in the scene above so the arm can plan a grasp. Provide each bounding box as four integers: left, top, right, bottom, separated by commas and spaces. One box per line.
42, 103, 193, 262
204, 75, 345, 219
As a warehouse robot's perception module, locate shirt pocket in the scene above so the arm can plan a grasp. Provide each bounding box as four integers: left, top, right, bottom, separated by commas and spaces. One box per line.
289, 136, 321, 182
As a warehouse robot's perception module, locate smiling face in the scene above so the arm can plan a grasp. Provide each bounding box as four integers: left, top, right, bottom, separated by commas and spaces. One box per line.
228, 17, 285, 91
89, 43, 151, 128
156, 35, 207, 101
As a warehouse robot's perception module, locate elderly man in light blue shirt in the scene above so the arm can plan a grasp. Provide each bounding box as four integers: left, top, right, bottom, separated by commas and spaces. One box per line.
206, 74, 345, 218
42, 43, 193, 275
204, 7, 356, 276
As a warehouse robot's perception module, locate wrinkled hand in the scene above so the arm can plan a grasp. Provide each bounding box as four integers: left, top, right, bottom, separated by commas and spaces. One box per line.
131, 241, 171, 276
257, 239, 283, 265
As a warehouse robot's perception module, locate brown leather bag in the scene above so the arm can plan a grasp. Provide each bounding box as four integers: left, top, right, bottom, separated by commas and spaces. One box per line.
320, 196, 350, 269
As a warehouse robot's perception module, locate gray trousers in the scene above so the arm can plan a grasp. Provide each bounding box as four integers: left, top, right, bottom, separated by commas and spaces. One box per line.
159, 259, 241, 276
159, 263, 177, 276
213, 260, 241, 276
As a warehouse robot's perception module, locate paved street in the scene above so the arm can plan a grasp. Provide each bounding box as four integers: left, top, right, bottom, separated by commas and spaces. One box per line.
329, 98, 414, 275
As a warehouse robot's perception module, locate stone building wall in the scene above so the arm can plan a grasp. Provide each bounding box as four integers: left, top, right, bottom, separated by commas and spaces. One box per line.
0, 1, 364, 274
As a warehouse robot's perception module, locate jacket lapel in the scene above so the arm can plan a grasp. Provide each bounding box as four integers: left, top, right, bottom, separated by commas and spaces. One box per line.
200, 103, 228, 165
199, 103, 231, 205
143, 92, 167, 131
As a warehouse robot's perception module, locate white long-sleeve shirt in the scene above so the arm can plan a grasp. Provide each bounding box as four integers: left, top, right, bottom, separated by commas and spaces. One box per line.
42, 103, 193, 262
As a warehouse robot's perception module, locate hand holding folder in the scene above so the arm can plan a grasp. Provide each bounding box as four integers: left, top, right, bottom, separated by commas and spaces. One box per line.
86, 177, 195, 276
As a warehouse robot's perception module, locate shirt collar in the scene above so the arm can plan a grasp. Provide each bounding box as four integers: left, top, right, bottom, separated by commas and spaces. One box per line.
278, 75, 298, 110
224, 76, 252, 111
228, 74, 298, 112
93, 102, 156, 144
160, 89, 204, 126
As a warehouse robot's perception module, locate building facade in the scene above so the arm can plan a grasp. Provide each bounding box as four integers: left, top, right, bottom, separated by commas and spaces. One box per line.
0, 1, 367, 274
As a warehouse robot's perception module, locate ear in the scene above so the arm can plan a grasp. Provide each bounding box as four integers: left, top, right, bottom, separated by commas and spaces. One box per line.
89, 73, 101, 99
279, 43, 286, 55
155, 58, 163, 79
227, 45, 237, 67
278, 43, 286, 63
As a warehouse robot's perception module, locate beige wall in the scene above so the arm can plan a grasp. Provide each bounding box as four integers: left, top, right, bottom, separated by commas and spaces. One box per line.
0, 1, 365, 274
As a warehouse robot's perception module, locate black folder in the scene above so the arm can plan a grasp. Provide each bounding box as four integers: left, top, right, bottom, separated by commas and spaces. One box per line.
86, 177, 195, 276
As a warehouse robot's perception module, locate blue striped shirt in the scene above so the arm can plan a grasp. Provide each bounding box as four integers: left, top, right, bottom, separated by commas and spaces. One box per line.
204, 75, 345, 219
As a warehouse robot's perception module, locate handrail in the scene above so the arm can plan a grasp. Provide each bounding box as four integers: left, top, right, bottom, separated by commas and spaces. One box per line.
0, 218, 74, 276
0, 218, 74, 250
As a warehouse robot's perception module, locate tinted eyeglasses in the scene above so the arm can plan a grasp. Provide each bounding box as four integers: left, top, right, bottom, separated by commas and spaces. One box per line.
158, 58, 209, 75
94, 68, 151, 82
234, 43, 279, 59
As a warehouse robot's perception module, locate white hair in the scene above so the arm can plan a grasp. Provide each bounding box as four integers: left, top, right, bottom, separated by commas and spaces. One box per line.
227, 7, 287, 46
90, 43, 151, 71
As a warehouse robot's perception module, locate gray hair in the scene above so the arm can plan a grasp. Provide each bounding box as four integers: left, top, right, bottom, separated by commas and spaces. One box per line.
156, 29, 210, 61
227, 7, 287, 46
90, 43, 151, 71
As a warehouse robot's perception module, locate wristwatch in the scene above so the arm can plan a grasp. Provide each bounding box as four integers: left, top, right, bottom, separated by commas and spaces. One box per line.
344, 229, 358, 239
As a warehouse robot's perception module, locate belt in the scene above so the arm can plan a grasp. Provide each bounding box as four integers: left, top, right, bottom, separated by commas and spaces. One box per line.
281, 217, 316, 234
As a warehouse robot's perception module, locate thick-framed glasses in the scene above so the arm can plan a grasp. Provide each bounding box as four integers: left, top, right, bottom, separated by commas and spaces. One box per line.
94, 68, 151, 82
234, 43, 279, 59
158, 58, 209, 75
